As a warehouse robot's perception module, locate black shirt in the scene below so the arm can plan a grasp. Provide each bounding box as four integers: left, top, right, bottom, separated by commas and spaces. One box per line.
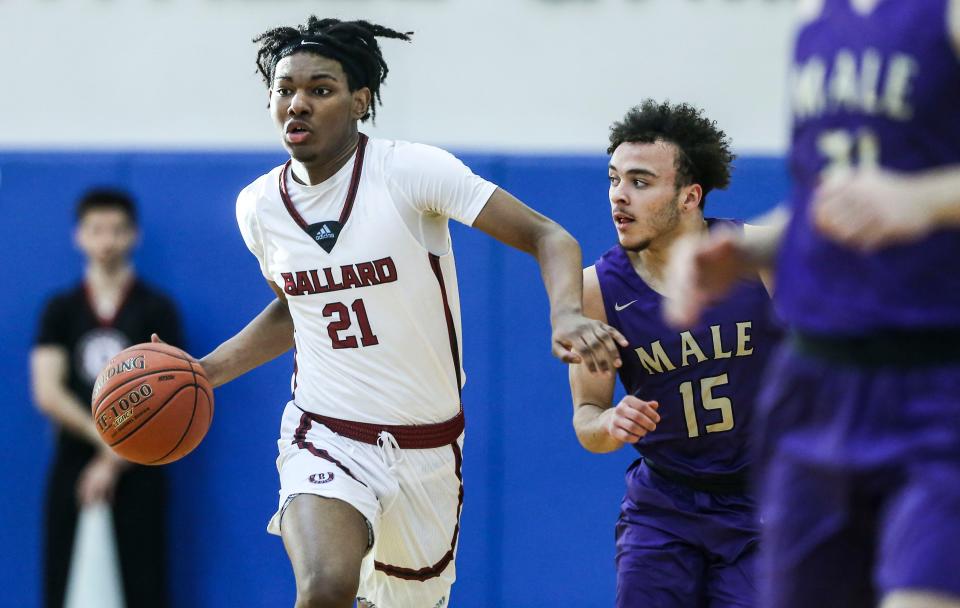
35, 278, 183, 462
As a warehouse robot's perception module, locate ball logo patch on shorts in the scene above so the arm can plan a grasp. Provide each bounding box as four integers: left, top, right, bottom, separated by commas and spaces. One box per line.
309, 472, 335, 484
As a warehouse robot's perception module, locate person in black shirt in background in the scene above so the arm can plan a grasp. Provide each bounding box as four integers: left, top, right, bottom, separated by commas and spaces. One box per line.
30, 189, 182, 608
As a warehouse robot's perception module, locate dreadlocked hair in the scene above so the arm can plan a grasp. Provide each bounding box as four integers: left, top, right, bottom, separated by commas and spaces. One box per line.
253, 17, 412, 121
608, 100, 735, 208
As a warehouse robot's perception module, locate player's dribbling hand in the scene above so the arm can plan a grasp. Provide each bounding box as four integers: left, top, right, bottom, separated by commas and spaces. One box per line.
663, 229, 746, 328
552, 313, 629, 375
813, 169, 932, 252
604, 396, 660, 444
151, 333, 200, 361
152, 334, 219, 388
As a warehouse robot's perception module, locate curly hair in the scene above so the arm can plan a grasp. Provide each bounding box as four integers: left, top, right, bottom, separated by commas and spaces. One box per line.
253, 17, 412, 122
608, 100, 735, 207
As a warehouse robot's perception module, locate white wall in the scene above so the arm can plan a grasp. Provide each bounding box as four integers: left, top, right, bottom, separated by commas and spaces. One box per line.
0, 0, 794, 153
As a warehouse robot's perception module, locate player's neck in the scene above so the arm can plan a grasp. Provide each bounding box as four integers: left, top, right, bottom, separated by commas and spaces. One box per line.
289, 132, 361, 186
632, 216, 708, 289
85, 262, 134, 296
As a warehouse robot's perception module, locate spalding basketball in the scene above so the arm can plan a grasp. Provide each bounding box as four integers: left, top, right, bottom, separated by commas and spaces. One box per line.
91, 343, 213, 465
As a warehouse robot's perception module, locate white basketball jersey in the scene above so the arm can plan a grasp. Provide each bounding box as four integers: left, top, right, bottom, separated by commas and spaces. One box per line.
236, 135, 496, 424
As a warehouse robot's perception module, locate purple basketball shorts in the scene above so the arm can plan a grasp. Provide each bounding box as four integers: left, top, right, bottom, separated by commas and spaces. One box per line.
755, 344, 960, 607
616, 460, 758, 608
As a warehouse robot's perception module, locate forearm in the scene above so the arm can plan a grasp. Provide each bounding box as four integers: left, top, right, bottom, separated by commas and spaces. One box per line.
200, 298, 295, 387
914, 166, 960, 228
36, 389, 103, 447
740, 206, 789, 269
532, 228, 584, 322
31, 347, 103, 448
573, 403, 623, 454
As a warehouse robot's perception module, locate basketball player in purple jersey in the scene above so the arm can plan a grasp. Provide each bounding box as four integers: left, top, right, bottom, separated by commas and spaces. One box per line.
571, 101, 781, 608
665, 1, 960, 606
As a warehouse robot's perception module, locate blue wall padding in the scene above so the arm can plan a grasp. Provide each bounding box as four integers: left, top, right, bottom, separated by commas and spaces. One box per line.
0, 150, 786, 608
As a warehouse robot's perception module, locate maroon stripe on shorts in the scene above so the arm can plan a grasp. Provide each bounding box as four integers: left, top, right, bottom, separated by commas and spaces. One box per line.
299, 408, 464, 449
291, 346, 299, 400
374, 441, 464, 581
292, 413, 367, 488
428, 253, 463, 398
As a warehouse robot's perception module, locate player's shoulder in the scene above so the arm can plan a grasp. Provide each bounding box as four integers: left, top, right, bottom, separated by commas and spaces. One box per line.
236, 164, 285, 213
375, 137, 451, 158
38, 282, 85, 317
592, 245, 634, 294
595, 244, 628, 272
375, 137, 464, 173
44, 286, 77, 307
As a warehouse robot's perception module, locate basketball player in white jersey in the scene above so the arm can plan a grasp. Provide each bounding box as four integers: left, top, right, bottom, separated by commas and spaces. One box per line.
157, 17, 627, 608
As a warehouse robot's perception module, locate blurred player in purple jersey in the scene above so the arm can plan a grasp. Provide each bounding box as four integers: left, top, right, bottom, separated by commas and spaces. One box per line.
570, 100, 782, 608
665, 1, 960, 607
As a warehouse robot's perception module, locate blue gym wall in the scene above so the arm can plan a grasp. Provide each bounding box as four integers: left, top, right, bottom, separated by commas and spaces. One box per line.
0, 149, 786, 608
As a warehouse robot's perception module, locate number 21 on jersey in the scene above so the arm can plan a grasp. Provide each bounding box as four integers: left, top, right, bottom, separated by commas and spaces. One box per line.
322, 298, 379, 349
817, 127, 880, 177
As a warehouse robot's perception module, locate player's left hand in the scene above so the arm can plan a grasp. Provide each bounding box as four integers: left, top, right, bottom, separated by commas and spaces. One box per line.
76, 450, 128, 506
552, 313, 628, 375
663, 228, 747, 329
812, 169, 934, 252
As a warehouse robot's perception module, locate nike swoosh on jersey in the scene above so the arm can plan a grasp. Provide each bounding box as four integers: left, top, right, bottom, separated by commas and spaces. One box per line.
614, 300, 638, 312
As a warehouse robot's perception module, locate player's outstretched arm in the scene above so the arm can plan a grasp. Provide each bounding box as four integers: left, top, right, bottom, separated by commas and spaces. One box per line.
813, 166, 960, 252
664, 208, 787, 328
472, 188, 628, 375
190, 281, 294, 388
570, 267, 659, 452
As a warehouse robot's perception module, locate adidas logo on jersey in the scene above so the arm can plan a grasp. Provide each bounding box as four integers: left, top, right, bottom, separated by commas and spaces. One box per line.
306, 220, 343, 253
315, 224, 335, 240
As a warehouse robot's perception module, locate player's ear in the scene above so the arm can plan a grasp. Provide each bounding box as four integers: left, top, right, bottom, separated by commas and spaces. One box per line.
352, 87, 372, 120
680, 183, 703, 211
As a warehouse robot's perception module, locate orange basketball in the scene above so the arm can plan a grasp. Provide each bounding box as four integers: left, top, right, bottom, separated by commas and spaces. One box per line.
91, 342, 214, 465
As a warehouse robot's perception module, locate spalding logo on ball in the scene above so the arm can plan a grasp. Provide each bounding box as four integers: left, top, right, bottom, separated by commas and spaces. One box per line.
91, 343, 214, 465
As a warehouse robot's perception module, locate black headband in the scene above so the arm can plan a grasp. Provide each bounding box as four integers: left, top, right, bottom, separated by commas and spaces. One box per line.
273, 36, 368, 90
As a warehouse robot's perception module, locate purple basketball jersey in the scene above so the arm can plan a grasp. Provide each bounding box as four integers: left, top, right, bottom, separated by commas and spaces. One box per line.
777, 0, 960, 334
596, 219, 782, 478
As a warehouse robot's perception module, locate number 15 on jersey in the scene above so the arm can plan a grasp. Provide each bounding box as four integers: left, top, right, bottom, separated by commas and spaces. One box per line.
679, 373, 735, 438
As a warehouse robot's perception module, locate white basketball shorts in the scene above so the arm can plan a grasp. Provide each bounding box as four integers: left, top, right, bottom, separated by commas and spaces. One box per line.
267, 401, 464, 608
